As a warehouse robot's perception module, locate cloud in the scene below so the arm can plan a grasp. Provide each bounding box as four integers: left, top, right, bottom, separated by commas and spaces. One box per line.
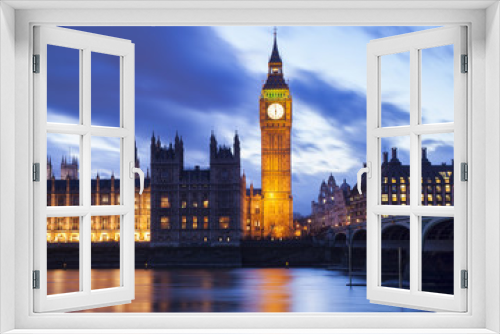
47, 26, 455, 215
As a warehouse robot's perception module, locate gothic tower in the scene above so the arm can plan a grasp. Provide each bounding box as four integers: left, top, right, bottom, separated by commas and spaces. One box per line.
260, 29, 293, 238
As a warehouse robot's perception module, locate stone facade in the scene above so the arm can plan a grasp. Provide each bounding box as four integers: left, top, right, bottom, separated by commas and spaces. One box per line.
149, 132, 242, 246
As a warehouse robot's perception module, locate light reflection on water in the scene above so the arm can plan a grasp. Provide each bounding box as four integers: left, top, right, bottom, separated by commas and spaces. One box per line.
47, 268, 422, 312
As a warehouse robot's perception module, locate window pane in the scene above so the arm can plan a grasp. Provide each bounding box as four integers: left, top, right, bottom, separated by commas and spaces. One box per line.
91, 215, 121, 290
91, 52, 120, 127
47, 45, 80, 124
91, 137, 121, 205
380, 52, 410, 127
421, 133, 454, 206
421, 216, 454, 294
381, 215, 410, 290
47, 133, 80, 206
47, 216, 80, 295
381, 136, 410, 205
421, 45, 454, 124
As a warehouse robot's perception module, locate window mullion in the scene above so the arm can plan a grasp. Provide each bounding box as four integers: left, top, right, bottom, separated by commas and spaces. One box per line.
81, 47, 92, 294
409, 47, 420, 294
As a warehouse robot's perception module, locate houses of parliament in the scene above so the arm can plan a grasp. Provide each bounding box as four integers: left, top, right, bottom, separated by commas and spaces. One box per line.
46, 32, 295, 246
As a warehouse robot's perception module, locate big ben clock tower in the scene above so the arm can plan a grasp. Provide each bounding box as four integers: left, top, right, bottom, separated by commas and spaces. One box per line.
260, 29, 293, 239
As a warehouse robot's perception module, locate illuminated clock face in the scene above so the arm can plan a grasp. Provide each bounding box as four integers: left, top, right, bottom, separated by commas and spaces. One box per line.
267, 103, 284, 120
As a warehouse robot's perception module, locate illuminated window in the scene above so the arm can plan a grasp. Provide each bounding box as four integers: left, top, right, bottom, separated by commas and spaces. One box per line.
181, 201, 187, 208
181, 216, 187, 229
436, 185, 442, 192
254, 220, 260, 227
401, 194, 407, 201
203, 200, 209, 208
400, 177, 405, 184
160, 194, 170, 208
400, 185, 407, 192
446, 195, 451, 202
445, 185, 451, 193
437, 194, 442, 202
218, 237, 223, 242
436, 177, 441, 183
226, 237, 231, 242
160, 216, 170, 230
203, 216, 209, 229
192, 201, 198, 208
392, 194, 397, 202
428, 194, 433, 201
391, 177, 397, 183
427, 185, 433, 192
382, 194, 388, 202
246, 226, 250, 231
204, 237, 208, 242
101, 194, 109, 204
193, 216, 198, 229
383, 177, 388, 184
219, 216, 230, 229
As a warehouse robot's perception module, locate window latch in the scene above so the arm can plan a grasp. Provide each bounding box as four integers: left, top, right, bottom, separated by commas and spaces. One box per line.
130, 161, 145, 195
357, 162, 371, 195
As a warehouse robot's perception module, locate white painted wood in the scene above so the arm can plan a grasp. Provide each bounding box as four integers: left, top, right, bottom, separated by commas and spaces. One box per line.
0, 2, 17, 333
33, 26, 135, 313
366, 26, 467, 312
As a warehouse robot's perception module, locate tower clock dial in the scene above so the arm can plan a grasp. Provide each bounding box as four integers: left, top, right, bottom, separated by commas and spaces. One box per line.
267, 103, 284, 120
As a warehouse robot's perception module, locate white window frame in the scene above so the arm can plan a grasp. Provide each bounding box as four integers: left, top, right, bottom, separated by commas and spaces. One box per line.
33, 26, 136, 313
366, 26, 467, 312
0, 2, 498, 333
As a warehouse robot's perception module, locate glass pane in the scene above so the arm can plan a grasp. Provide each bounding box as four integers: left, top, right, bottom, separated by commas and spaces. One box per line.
421, 45, 454, 124
47, 45, 80, 124
381, 215, 410, 290
91, 215, 121, 290
47, 216, 80, 295
421, 133, 454, 206
91, 52, 120, 127
380, 52, 410, 127
47, 133, 80, 206
381, 136, 410, 205
91, 136, 121, 205
421, 216, 454, 294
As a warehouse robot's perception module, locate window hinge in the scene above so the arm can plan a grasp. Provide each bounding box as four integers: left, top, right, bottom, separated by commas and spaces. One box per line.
461, 162, 468, 181
33, 270, 40, 289
461, 270, 468, 289
461, 54, 468, 73
33, 163, 40, 182
33, 54, 40, 73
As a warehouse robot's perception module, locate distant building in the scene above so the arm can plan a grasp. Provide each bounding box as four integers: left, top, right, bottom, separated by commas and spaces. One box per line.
311, 147, 454, 231
46, 148, 152, 243
149, 132, 242, 246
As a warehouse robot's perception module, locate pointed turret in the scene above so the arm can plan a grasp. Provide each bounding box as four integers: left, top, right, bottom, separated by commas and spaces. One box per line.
263, 27, 288, 89
233, 131, 240, 159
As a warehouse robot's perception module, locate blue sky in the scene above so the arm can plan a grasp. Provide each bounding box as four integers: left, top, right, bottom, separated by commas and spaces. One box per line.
47, 26, 454, 215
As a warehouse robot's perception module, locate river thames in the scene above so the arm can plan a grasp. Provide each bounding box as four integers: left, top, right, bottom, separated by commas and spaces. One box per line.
47, 268, 421, 312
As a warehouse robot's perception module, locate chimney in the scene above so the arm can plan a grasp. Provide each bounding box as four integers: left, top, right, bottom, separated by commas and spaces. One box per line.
391, 147, 397, 161
383, 151, 388, 164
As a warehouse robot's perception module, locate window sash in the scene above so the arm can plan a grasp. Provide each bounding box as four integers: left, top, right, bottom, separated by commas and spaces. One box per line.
366, 26, 467, 312
33, 26, 136, 313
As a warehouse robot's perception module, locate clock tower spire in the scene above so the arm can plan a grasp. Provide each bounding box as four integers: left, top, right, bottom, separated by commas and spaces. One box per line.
259, 28, 293, 239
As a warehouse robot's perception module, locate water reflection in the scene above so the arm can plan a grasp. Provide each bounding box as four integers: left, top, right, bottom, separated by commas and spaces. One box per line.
46, 268, 421, 312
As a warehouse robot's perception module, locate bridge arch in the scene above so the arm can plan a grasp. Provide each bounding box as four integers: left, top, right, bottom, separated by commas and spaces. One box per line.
333, 232, 347, 247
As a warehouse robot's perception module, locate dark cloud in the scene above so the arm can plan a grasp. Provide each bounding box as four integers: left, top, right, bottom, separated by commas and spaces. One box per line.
47, 26, 453, 215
